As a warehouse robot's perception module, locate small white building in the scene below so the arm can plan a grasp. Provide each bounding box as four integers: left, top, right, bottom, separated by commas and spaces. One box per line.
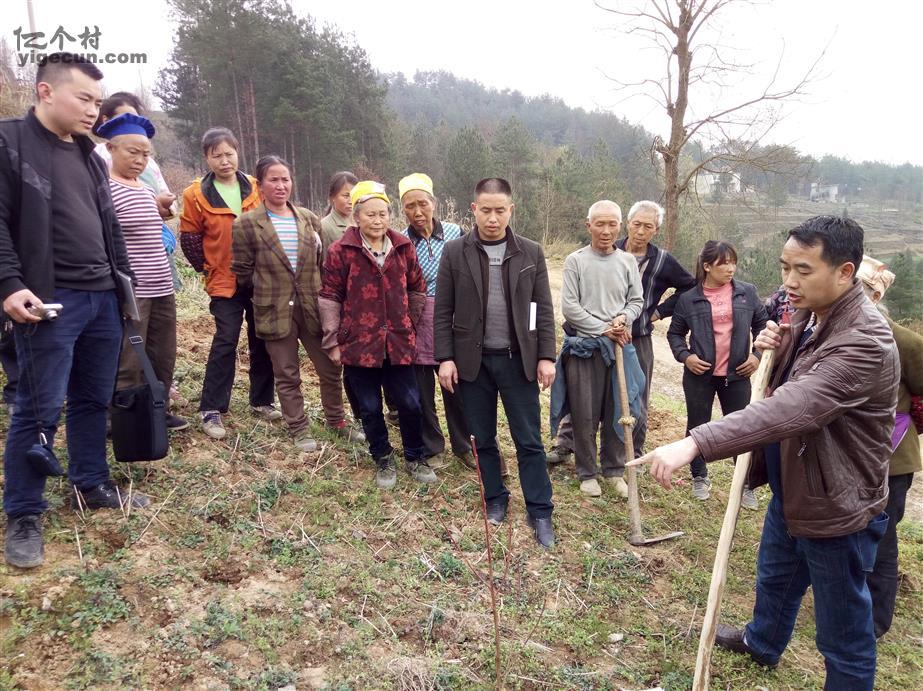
810, 182, 840, 202
696, 170, 742, 197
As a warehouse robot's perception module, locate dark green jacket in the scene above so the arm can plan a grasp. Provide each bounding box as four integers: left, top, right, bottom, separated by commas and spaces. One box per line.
890, 318, 923, 476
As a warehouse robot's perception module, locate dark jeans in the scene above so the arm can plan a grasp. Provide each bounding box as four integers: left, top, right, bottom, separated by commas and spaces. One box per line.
343, 372, 361, 421
745, 496, 887, 690
683, 371, 751, 478
868, 472, 914, 638
631, 334, 654, 457
415, 364, 471, 458
344, 361, 424, 462
3, 289, 122, 516
199, 286, 274, 412
459, 353, 553, 519
0, 322, 18, 405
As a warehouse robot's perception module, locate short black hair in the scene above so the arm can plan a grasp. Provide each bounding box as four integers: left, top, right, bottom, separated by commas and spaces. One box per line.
788, 216, 863, 275
475, 177, 512, 198
36, 52, 103, 86
93, 92, 144, 134
254, 155, 292, 183
201, 127, 239, 156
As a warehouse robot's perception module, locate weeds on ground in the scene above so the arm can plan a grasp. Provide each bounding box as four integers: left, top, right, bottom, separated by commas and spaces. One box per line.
1, 260, 921, 689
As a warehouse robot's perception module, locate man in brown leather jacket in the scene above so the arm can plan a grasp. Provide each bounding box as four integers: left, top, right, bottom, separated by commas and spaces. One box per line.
630, 216, 897, 690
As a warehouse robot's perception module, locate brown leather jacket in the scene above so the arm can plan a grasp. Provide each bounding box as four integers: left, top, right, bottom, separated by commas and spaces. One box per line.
690, 281, 899, 537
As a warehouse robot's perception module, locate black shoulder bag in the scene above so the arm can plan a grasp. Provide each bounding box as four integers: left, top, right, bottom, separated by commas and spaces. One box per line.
110, 320, 169, 462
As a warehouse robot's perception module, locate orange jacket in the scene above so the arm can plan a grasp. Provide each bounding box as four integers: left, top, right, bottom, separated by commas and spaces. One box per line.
179, 171, 261, 298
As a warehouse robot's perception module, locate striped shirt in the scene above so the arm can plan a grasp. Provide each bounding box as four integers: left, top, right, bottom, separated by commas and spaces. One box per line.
403, 220, 463, 296
267, 210, 299, 270
109, 179, 173, 298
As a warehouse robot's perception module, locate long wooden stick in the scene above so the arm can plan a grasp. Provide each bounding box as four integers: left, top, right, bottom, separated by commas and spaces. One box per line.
470, 435, 502, 691
692, 350, 776, 690
614, 344, 643, 542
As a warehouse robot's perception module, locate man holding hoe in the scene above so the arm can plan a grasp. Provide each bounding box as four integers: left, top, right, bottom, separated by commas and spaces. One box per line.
630, 216, 897, 690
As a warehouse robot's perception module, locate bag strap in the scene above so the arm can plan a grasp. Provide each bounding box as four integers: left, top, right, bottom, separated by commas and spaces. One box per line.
123, 319, 166, 405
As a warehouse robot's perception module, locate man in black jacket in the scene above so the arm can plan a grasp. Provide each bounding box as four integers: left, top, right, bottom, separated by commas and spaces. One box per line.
0, 53, 148, 569
434, 178, 557, 548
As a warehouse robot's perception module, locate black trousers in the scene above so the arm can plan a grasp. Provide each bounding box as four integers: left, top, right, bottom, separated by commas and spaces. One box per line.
344, 361, 424, 462
683, 371, 750, 478
459, 353, 553, 519
868, 472, 914, 638
414, 364, 471, 458
199, 286, 275, 413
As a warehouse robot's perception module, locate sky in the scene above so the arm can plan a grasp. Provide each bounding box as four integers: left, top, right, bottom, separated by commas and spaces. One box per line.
4, 0, 921, 166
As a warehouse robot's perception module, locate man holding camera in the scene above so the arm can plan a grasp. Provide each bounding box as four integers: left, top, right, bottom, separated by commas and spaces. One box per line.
0, 53, 149, 569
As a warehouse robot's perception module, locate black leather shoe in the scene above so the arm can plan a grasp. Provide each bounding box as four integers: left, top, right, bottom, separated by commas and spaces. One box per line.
166, 413, 189, 431
5, 514, 44, 568
527, 515, 555, 549
715, 624, 777, 668
72, 481, 151, 510
486, 502, 507, 526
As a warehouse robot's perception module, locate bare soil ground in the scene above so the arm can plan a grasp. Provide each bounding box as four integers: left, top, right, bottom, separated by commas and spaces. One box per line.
1, 256, 920, 690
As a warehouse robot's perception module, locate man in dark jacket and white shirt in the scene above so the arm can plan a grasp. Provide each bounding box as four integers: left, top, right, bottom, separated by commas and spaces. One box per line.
631, 216, 897, 690
434, 178, 557, 548
0, 53, 149, 569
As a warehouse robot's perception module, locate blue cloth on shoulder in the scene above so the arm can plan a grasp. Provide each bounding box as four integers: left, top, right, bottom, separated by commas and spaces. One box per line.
549, 336, 646, 442
162, 224, 176, 254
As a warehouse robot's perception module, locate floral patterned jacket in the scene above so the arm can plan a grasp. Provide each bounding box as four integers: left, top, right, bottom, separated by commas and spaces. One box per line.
318, 227, 426, 367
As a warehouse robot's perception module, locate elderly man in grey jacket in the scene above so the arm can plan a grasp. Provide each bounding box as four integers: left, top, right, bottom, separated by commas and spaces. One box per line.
559, 201, 643, 498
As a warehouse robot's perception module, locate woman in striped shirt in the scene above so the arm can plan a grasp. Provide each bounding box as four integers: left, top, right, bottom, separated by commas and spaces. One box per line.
231, 156, 364, 452
98, 113, 187, 431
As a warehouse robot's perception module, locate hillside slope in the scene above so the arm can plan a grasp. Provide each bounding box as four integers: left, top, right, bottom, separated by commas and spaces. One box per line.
1, 257, 920, 690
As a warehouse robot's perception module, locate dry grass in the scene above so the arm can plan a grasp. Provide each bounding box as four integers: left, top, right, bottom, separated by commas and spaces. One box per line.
0, 256, 920, 690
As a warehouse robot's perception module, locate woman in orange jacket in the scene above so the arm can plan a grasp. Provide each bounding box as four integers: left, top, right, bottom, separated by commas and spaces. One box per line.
179, 127, 279, 439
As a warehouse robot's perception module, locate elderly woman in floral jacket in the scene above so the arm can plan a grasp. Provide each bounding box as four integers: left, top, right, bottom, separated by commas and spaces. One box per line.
318, 181, 436, 489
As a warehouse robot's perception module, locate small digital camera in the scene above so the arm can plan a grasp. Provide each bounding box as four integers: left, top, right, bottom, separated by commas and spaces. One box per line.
28, 303, 64, 321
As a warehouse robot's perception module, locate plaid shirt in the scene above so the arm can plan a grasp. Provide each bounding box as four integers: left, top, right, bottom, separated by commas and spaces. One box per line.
402, 220, 463, 296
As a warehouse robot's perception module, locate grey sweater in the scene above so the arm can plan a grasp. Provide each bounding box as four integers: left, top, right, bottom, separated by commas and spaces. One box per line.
561, 246, 643, 337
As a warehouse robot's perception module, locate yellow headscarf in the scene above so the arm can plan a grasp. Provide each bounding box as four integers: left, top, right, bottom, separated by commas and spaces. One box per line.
398, 173, 434, 200
349, 180, 391, 207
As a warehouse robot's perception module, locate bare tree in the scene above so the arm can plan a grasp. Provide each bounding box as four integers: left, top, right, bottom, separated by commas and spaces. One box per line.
596, 0, 824, 249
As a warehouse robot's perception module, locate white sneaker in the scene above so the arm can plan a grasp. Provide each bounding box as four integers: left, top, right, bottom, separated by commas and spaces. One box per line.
741, 486, 759, 510
605, 476, 629, 498
251, 404, 283, 421
201, 411, 226, 439
294, 429, 318, 453
580, 478, 602, 497
692, 476, 712, 500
